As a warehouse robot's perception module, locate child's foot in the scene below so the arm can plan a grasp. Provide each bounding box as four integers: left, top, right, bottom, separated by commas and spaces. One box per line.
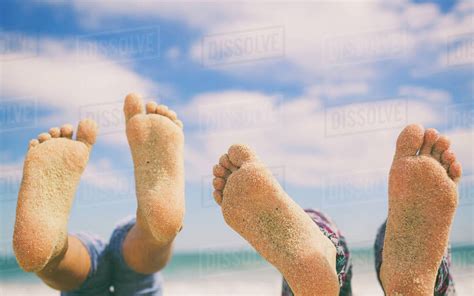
13, 120, 97, 272
381, 124, 462, 295
124, 93, 185, 243
212, 144, 339, 296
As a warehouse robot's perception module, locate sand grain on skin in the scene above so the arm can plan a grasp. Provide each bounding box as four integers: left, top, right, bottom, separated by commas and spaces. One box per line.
381, 124, 461, 296
13, 120, 97, 272
124, 93, 185, 243
213, 144, 340, 296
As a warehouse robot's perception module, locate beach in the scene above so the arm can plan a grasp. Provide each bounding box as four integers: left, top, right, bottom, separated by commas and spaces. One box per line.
1, 246, 473, 295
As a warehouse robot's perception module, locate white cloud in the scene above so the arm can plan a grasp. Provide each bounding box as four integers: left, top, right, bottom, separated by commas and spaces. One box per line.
59, 1, 472, 82
165, 46, 181, 60
81, 158, 133, 192
4, 2, 472, 189
1, 34, 161, 126
306, 82, 369, 100
181, 88, 461, 187
446, 127, 474, 175
399, 85, 452, 104
401, 2, 440, 30
0, 162, 23, 178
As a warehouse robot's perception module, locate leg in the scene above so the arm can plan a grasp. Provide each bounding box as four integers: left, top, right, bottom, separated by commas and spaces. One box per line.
380, 125, 461, 295
13, 120, 98, 290
121, 93, 184, 274
282, 209, 353, 296
59, 233, 113, 296
110, 217, 164, 296
374, 221, 456, 296
212, 144, 340, 296
36, 236, 90, 291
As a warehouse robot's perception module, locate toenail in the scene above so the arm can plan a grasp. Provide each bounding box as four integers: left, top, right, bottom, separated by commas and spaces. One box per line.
146, 102, 158, 113
38, 133, 51, 143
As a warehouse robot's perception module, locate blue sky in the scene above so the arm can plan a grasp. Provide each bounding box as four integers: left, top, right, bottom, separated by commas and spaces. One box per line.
0, 0, 473, 253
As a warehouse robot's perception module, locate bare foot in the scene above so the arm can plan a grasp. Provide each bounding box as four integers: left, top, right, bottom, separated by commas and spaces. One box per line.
212, 144, 339, 296
381, 124, 462, 295
124, 93, 184, 244
13, 120, 97, 272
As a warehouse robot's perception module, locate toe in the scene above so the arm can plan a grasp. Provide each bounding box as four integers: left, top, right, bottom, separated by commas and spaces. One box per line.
146, 101, 181, 127
448, 161, 462, 183
394, 124, 425, 159
156, 104, 180, 126
124, 93, 144, 122
219, 154, 238, 172
166, 110, 178, 121
49, 127, 60, 138
60, 124, 74, 139
38, 132, 51, 143
174, 119, 183, 128
228, 144, 257, 167
213, 190, 223, 205
29, 139, 39, 149
213, 177, 226, 191
213, 164, 230, 178
155, 104, 169, 116
76, 119, 98, 146
441, 150, 456, 170
419, 128, 439, 155
146, 101, 158, 114
432, 135, 450, 161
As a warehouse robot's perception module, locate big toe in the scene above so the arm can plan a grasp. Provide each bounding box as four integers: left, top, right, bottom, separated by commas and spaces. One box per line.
77, 119, 98, 146
394, 124, 425, 159
228, 144, 257, 167
124, 93, 144, 122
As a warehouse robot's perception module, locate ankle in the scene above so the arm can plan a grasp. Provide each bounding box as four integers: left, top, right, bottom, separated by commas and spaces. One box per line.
123, 224, 174, 274
135, 217, 179, 245
380, 264, 435, 296
283, 254, 339, 296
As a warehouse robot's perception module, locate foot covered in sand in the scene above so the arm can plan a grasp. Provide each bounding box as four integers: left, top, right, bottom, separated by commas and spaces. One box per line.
124, 93, 185, 244
212, 144, 339, 296
381, 124, 462, 295
13, 120, 97, 272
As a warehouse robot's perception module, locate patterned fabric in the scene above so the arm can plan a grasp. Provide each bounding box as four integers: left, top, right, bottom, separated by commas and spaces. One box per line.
374, 221, 456, 296
281, 209, 353, 296
282, 211, 456, 296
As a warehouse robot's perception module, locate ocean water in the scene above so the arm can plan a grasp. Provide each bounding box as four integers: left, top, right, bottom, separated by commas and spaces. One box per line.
1, 246, 473, 295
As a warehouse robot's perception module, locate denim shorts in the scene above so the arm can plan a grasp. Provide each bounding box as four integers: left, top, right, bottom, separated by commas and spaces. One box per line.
61, 216, 163, 296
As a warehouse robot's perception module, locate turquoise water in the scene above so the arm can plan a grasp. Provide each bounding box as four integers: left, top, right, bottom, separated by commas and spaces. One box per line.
1, 245, 473, 283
